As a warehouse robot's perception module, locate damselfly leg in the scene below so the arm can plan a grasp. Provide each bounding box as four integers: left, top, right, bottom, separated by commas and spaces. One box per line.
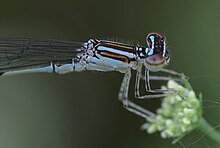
135, 68, 169, 99
118, 69, 155, 120
119, 68, 183, 119
136, 68, 184, 100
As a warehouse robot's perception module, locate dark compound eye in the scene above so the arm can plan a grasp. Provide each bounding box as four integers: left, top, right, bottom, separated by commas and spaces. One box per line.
146, 32, 165, 49
145, 54, 165, 66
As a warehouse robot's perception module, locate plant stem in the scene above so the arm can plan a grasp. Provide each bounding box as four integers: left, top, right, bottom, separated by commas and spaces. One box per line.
198, 117, 220, 144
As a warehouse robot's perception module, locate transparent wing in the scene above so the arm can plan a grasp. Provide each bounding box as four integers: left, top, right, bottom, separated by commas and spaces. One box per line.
0, 38, 84, 73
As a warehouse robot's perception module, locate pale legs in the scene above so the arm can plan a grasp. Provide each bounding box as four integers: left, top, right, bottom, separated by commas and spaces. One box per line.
118, 68, 183, 119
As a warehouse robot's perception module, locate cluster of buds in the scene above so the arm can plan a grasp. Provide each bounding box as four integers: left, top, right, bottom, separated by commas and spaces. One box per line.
141, 78, 202, 143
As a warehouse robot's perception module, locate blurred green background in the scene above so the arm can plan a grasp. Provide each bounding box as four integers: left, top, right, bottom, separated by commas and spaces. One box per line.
0, 0, 219, 148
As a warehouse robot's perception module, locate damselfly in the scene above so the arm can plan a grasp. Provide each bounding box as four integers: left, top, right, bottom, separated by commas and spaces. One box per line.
0, 33, 182, 119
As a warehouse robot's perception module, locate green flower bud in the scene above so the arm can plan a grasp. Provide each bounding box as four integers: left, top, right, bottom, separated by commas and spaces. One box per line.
142, 77, 202, 143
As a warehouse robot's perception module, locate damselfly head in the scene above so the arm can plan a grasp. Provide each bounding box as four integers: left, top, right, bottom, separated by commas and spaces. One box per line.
144, 32, 170, 71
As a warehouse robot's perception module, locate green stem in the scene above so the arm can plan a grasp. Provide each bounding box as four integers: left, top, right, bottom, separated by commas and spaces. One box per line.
198, 117, 220, 144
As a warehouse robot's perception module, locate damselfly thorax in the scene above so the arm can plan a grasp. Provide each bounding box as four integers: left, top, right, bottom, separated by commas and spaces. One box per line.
0, 33, 182, 119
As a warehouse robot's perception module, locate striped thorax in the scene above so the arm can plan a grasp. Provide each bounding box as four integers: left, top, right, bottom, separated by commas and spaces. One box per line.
79, 32, 170, 73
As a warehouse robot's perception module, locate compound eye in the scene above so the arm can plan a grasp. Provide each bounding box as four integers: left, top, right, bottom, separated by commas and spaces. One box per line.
145, 54, 165, 66
146, 32, 165, 49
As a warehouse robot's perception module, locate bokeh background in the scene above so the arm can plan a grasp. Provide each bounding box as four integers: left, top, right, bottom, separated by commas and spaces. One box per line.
0, 0, 219, 148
